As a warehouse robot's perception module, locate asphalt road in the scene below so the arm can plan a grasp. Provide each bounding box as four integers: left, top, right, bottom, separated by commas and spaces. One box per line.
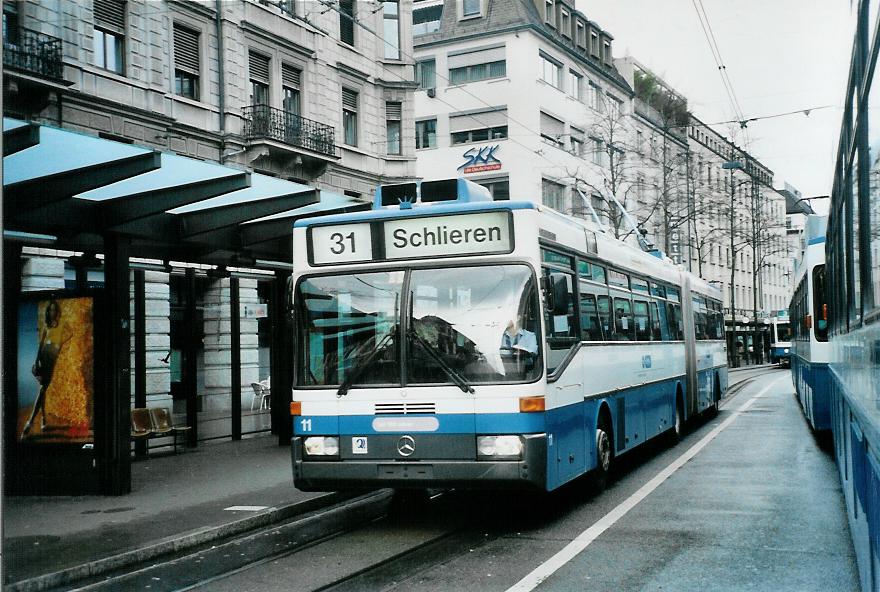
79, 368, 859, 592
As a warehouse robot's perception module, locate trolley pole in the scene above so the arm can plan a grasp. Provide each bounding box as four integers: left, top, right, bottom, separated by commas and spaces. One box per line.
723, 158, 744, 368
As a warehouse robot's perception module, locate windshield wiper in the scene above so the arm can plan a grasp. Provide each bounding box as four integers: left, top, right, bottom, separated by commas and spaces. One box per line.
337, 329, 397, 397
407, 327, 475, 394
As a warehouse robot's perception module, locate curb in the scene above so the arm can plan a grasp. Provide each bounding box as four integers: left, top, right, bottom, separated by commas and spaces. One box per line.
6, 490, 376, 592
729, 363, 778, 373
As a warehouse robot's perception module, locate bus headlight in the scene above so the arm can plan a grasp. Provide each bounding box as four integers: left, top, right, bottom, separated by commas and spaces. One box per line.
304, 436, 340, 456
477, 435, 523, 459
784, 348, 789, 354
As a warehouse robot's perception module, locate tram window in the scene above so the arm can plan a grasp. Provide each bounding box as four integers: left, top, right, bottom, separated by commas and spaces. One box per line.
692, 296, 708, 340
631, 278, 650, 295
667, 287, 681, 303
667, 302, 683, 340
597, 295, 612, 339
650, 282, 666, 299
580, 294, 604, 341
613, 297, 634, 341
633, 300, 650, 340
608, 269, 629, 289
541, 248, 573, 270
650, 301, 664, 341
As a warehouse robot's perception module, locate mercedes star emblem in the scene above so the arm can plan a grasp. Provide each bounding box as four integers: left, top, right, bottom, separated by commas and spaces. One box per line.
397, 435, 416, 457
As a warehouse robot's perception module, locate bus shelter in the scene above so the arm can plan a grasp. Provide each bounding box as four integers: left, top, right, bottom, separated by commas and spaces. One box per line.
2, 119, 368, 494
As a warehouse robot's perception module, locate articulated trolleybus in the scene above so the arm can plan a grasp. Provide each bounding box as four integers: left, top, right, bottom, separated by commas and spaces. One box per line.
788, 215, 830, 432
290, 179, 728, 493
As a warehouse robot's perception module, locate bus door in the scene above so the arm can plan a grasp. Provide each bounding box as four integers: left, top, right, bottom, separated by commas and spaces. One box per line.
681, 277, 699, 419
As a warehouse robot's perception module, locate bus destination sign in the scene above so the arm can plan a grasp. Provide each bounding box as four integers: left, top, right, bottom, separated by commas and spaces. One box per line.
309, 212, 512, 265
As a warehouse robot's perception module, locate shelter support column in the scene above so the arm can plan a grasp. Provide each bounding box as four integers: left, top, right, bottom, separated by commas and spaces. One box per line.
102, 234, 132, 495
271, 270, 292, 446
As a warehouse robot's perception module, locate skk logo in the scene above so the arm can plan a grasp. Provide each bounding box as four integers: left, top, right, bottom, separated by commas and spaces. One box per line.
641, 355, 652, 369
458, 145, 502, 174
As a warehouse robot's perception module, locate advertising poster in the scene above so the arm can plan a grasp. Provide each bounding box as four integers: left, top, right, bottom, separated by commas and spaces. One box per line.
17, 296, 95, 444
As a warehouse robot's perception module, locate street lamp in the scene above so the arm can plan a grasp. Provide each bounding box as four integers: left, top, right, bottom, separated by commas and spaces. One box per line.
722, 159, 743, 367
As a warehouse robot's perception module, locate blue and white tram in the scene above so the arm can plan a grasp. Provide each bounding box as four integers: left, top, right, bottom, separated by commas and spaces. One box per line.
767, 313, 792, 366
788, 216, 831, 431
289, 179, 728, 493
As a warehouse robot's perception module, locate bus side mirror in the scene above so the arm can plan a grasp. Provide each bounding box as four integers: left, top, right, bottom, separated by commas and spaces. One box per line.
544, 272, 570, 315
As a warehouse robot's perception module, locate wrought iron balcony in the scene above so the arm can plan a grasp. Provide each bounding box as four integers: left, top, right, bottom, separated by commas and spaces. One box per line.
242, 105, 337, 158
3, 28, 63, 81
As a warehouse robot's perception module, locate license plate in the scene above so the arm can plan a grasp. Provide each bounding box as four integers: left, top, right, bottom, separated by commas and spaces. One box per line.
352, 436, 368, 454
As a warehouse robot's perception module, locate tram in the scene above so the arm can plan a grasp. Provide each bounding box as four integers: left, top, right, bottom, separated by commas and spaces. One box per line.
767, 313, 792, 367
787, 215, 830, 431
289, 178, 728, 493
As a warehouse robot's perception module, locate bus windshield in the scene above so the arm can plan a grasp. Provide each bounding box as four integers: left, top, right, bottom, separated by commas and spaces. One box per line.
295, 265, 541, 388
776, 322, 791, 342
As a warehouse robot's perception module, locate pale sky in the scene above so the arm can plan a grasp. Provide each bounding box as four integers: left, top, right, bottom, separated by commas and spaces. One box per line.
578, 0, 857, 206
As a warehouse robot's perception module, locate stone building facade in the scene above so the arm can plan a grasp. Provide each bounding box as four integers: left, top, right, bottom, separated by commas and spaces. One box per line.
4, 0, 417, 435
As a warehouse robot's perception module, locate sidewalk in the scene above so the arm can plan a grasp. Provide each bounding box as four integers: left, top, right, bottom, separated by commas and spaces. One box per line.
2, 434, 335, 590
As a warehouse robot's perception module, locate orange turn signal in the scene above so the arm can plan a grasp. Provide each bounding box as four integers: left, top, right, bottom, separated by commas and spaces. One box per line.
519, 396, 545, 413
822, 303, 828, 321
290, 401, 302, 416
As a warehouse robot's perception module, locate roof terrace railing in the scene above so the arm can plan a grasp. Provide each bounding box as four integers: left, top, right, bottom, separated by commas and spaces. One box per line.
3, 28, 64, 81
242, 104, 338, 158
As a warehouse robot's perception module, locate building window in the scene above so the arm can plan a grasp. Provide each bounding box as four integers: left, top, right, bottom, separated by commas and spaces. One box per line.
568, 70, 582, 100
386, 101, 402, 155
603, 40, 612, 64
478, 179, 510, 201
608, 94, 622, 114
280, 0, 295, 16
463, 0, 480, 17
449, 60, 505, 85
249, 51, 270, 106
592, 138, 604, 166
93, 0, 125, 74
3, 1, 19, 46
570, 127, 585, 156
383, 1, 400, 59
416, 119, 437, 149
540, 111, 564, 148
544, 0, 554, 25
576, 21, 586, 48
542, 178, 566, 211
342, 88, 358, 146
451, 126, 507, 145
340, 0, 355, 45
590, 83, 603, 111
540, 53, 561, 89
173, 23, 200, 100
282, 64, 301, 115
416, 58, 436, 89
590, 31, 599, 57
560, 9, 570, 36
413, 4, 442, 35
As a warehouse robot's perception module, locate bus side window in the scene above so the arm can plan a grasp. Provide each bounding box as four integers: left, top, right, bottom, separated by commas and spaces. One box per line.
667, 302, 683, 340
649, 301, 664, 341
597, 295, 612, 339
633, 300, 650, 341
543, 268, 577, 374
580, 294, 603, 341
614, 297, 633, 341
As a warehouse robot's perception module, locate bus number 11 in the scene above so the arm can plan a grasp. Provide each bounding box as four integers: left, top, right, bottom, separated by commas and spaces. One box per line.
330, 232, 355, 255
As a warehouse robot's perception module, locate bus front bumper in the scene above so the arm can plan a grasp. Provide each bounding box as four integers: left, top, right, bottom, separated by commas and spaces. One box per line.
292, 434, 547, 492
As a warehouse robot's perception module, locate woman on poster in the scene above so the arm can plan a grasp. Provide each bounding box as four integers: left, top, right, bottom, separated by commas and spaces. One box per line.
21, 299, 71, 440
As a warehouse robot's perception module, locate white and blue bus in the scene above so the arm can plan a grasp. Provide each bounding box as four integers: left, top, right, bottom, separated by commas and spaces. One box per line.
789, 215, 831, 431
768, 312, 792, 366
290, 179, 728, 493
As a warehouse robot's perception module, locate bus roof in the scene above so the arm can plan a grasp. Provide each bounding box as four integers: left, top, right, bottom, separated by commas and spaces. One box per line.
293, 200, 537, 229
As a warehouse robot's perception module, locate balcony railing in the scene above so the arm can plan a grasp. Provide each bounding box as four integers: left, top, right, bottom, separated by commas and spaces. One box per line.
242, 105, 337, 158
3, 28, 63, 81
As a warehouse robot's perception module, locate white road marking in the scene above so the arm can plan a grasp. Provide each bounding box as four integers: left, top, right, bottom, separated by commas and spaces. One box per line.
223, 506, 269, 512
505, 373, 788, 592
